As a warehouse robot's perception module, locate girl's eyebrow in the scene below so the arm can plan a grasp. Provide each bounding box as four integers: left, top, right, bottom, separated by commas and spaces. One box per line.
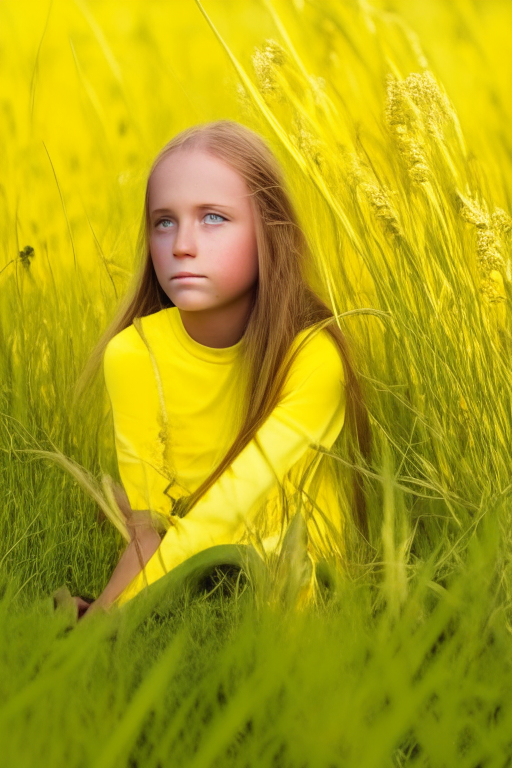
151, 203, 236, 217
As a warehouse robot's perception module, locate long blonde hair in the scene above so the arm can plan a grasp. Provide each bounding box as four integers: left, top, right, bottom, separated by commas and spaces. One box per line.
75, 120, 371, 539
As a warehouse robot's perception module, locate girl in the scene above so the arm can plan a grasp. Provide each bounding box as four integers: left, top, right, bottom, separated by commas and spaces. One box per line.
73, 120, 371, 619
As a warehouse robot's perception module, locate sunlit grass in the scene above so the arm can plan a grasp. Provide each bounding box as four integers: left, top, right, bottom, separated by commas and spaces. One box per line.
1, 0, 511, 765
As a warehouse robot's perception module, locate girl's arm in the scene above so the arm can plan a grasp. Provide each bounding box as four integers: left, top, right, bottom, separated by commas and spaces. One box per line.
107, 330, 347, 609
87, 522, 162, 614
83, 494, 161, 615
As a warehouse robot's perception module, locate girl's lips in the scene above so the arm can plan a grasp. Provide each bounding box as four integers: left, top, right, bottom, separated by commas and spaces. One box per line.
171, 275, 206, 280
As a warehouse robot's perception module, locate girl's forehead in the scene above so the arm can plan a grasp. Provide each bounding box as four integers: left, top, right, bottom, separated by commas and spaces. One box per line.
154, 148, 237, 180
149, 149, 251, 205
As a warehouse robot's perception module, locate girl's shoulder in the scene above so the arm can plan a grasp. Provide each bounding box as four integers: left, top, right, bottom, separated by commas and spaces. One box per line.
103, 323, 144, 366
285, 324, 345, 391
103, 313, 172, 402
103, 309, 170, 365
291, 324, 344, 370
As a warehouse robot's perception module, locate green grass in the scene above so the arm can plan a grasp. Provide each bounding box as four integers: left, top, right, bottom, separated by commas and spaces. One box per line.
1, 515, 511, 767
1, 0, 512, 765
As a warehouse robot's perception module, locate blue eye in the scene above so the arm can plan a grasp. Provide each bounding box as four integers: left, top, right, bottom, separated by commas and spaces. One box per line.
156, 213, 225, 228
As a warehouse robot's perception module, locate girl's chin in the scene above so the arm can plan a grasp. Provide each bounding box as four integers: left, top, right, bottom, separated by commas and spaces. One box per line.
168, 298, 217, 311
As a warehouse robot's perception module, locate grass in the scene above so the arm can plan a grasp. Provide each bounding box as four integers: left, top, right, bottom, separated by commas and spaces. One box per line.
1, 0, 512, 765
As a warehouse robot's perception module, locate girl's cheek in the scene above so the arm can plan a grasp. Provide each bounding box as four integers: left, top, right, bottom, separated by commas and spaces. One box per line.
150, 253, 166, 279
225, 248, 258, 286
149, 240, 167, 268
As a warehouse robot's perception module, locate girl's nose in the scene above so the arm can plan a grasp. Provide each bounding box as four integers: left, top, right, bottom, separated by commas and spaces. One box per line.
172, 220, 197, 257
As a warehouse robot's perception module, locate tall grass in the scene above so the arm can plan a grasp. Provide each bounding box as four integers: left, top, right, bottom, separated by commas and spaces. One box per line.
1, 0, 511, 765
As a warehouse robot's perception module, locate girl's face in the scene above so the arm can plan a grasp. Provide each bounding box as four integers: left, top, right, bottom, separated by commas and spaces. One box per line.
148, 148, 259, 313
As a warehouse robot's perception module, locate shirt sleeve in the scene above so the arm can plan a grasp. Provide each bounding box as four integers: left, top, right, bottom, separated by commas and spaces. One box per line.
110, 328, 346, 608
103, 328, 176, 518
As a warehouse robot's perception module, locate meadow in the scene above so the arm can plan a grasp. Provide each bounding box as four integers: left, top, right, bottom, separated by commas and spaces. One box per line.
1, 0, 512, 766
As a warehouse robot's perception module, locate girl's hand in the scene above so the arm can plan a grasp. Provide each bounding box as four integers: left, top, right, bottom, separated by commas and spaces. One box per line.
77, 597, 111, 621
72, 596, 92, 619
53, 587, 91, 621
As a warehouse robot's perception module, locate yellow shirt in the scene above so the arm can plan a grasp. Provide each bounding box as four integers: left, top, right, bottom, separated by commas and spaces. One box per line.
103, 307, 346, 607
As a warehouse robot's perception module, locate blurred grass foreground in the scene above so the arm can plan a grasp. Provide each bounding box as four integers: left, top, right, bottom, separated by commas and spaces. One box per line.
1, 0, 512, 766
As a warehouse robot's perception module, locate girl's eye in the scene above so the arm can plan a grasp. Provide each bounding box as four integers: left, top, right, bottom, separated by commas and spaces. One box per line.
156, 213, 226, 228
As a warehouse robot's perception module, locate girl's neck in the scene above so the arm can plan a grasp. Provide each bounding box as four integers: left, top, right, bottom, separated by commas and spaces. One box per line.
177, 292, 254, 349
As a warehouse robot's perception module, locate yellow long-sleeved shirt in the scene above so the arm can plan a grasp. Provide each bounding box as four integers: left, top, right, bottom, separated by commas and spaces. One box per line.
103, 307, 347, 607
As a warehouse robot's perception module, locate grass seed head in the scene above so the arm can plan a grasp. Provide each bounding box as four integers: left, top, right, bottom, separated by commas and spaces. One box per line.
252, 39, 287, 100
291, 111, 324, 167
19, 245, 35, 270
385, 71, 454, 184
348, 154, 403, 237
457, 191, 509, 300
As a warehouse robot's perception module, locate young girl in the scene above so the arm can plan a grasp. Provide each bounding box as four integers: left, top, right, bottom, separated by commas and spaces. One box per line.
73, 120, 370, 619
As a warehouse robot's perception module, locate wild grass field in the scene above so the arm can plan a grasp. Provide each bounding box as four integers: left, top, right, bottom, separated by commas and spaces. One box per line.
1, 0, 512, 766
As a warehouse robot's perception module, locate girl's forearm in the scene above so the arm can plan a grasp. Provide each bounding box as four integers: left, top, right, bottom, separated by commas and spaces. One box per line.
92, 528, 162, 610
